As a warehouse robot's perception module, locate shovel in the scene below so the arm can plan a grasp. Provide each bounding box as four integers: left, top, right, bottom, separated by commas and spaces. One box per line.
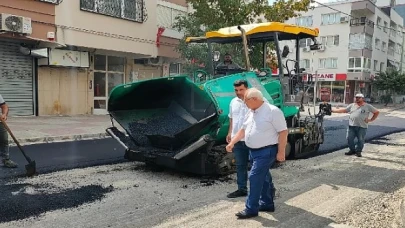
0, 119, 36, 177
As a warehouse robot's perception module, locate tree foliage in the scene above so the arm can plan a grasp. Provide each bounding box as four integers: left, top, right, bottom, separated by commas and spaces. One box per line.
372, 69, 405, 94
173, 0, 312, 73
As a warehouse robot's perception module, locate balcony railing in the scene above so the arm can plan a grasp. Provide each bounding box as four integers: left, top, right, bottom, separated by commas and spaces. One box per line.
80, 0, 147, 23
350, 17, 374, 28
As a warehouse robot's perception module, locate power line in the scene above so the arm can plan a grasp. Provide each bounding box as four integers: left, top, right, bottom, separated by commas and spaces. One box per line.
312, 0, 405, 34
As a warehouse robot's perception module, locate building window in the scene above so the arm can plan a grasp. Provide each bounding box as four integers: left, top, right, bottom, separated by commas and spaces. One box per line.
295, 16, 313, 27
384, 21, 388, 33
320, 35, 339, 46
377, 17, 381, 29
300, 59, 310, 68
349, 33, 372, 50
382, 42, 387, 52
93, 55, 125, 110
299, 38, 312, 47
319, 58, 338, 69
396, 43, 402, 54
373, 60, 378, 71
321, 13, 341, 25
388, 42, 395, 56
80, 0, 146, 23
375, 39, 380, 50
169, 63, 182, 75
380, 62, 385, 72
348, 57, 371, 72
157, 5, 187, 29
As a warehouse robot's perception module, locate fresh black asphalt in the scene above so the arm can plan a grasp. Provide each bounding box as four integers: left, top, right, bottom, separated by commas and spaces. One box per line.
1, 114, 405, 180
0, 113, 404, 224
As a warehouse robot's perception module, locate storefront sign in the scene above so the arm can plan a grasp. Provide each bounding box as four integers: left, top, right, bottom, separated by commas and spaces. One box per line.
303, 73, 347, 82
304, 73, 336, 81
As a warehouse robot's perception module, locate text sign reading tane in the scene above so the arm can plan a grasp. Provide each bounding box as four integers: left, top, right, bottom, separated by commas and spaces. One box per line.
304, 73, 336, 82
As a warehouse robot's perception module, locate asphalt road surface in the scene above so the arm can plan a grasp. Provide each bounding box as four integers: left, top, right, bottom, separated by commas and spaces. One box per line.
2, 111, 405, 180
0, 138, 125, 180
0, 131, 404, 228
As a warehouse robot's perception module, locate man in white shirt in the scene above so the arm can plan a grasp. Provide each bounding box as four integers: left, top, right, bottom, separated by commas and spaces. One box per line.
226, 88, 288, 219
226, 79, 250, 198
0, 94, 18, 168
226, 80, 275, 199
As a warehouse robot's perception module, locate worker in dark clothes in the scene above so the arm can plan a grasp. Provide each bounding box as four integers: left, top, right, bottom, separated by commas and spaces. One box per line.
0, 94, 18, 168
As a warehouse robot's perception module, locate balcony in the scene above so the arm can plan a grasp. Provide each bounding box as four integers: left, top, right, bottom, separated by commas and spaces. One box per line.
351, 1, 375, 14
349, 49, 372, 59
350, 17, 374, 35
346, 71, 371, 81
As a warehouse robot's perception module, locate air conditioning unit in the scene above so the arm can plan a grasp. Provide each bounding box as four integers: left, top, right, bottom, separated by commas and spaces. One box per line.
147, 57, 163, 66
340, 16, 349, 23
303, 47, 311, 52
0, 13, 32, 35
317, 45, 326, 52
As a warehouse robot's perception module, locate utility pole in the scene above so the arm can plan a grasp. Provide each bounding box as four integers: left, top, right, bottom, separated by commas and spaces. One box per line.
314, 69, 318, 115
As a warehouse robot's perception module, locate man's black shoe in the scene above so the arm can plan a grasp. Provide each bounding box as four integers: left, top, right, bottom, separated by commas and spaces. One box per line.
345, 151, 356, 156
227, 190, 247, 198
235, 210, 258, 219
259, 205, 275, 212
356, 152, 362, 157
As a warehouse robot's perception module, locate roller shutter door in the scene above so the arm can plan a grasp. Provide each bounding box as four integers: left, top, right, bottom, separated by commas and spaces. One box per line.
0, 40, 34, 116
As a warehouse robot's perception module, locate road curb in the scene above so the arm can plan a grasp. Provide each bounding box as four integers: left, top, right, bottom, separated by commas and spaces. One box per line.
8, 132, 111, 146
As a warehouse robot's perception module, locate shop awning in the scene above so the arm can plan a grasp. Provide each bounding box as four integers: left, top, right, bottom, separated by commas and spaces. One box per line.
24, 36, 66, 48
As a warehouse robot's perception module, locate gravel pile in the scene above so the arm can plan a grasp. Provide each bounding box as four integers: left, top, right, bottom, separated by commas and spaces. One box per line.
128, 112, 192, 146
335, 187, 405, 228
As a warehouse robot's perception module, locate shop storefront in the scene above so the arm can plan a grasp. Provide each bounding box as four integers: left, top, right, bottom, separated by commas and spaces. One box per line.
0, 39, 35, 116
304, 73, 347, 103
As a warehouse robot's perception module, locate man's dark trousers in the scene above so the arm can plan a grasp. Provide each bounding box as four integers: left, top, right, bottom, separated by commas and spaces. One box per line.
245, 145, 277, 215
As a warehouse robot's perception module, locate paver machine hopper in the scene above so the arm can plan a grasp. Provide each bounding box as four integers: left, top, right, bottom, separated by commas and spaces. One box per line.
106, 22, 331, 175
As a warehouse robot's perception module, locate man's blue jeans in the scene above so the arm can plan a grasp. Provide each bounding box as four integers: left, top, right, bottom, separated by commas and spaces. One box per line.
245, 145, 277, 215
233, 141, 250, 192
347, 126, 367, 152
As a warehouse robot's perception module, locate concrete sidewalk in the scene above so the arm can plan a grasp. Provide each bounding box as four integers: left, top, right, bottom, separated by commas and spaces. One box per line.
5, 115, 123, 146
4, 103, 405, 146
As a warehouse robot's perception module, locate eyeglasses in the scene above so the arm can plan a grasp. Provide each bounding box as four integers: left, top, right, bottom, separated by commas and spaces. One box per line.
355, 97, 363, 99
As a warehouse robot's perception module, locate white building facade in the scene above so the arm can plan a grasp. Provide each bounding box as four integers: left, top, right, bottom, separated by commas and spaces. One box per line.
33, 0, 189, 116
283, 0, 405, 104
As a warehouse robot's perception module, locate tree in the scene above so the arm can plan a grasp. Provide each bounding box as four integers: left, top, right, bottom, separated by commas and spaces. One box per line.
372, 68, 405, 105
173, 0, 312, 74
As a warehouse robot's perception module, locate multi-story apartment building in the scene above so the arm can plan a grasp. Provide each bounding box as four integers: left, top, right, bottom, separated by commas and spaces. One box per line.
0, 0, 59, 116
1, 0, 189, 116
283, 0, 405, 104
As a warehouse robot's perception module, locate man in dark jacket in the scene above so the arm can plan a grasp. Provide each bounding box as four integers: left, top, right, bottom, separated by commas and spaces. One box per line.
0, 94, 18, 168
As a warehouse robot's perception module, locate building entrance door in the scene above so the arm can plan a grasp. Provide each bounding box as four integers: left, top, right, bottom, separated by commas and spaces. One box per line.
93, 55, 125, 115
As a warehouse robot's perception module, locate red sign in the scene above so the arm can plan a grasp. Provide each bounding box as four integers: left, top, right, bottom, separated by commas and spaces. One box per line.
303, 73, 347, 82
156, 27, 165, 47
